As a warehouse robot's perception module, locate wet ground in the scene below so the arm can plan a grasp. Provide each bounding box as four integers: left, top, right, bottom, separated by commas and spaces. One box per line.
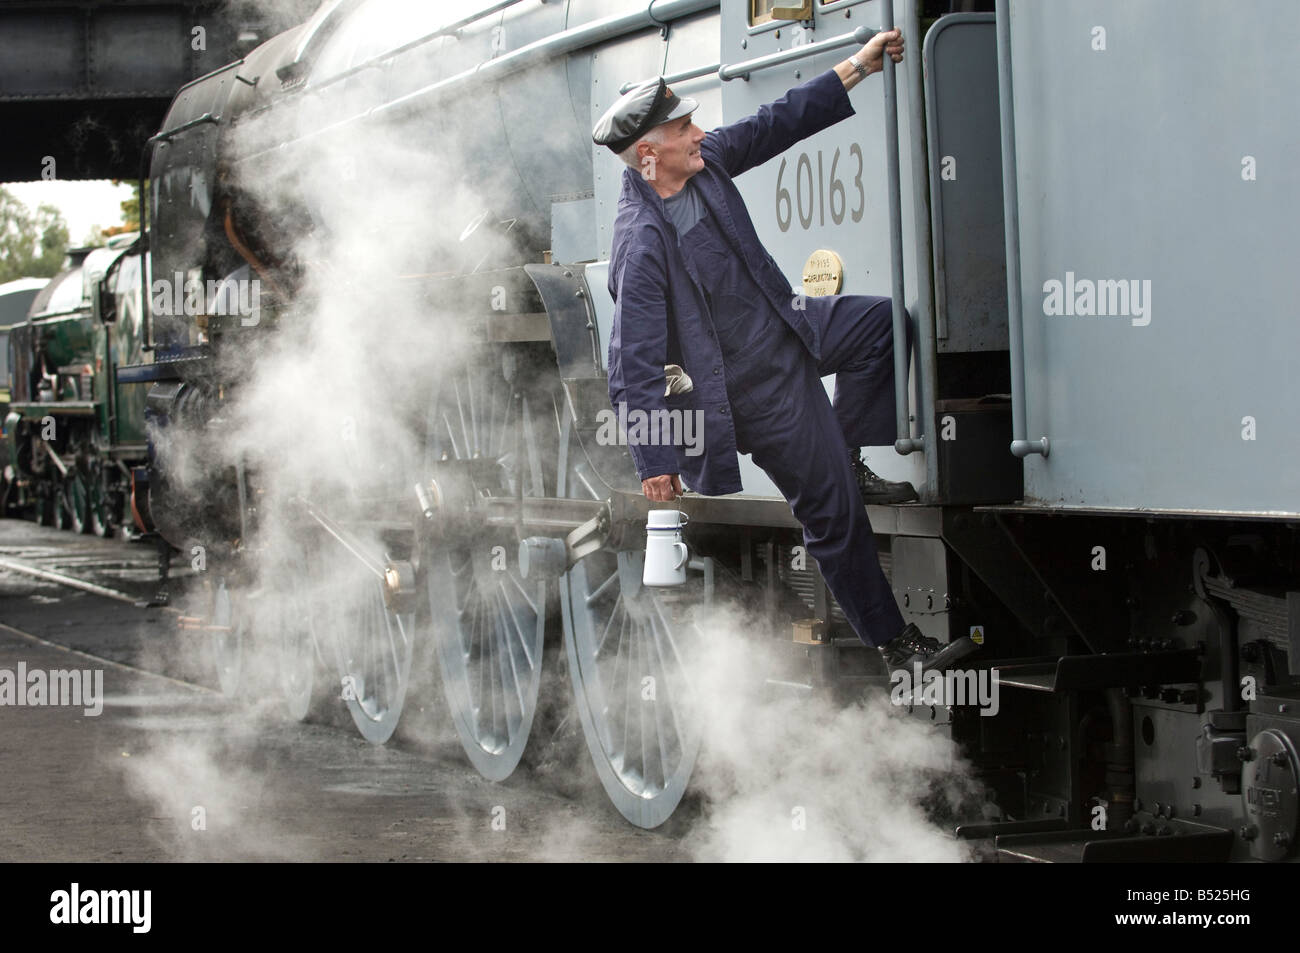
0, 519, 691, 862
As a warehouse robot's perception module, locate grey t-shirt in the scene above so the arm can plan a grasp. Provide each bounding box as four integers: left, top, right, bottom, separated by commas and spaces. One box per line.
662, 180, 706, 236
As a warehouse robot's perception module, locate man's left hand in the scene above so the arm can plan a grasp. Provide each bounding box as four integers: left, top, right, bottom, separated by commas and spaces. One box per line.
642, 473, 683, 502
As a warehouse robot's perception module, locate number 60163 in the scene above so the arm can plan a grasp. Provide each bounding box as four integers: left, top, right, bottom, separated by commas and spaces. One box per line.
775, 144, 866, 232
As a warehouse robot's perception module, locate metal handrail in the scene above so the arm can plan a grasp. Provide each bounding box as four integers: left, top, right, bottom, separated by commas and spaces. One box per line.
878, 0, 921, 455
901, 0, 935, 470
302, 0, 529, 95
379, 0, 720, 110
718, 24, 876, 81
620, 61, 720, 94
233, 0, 723, 162
995, 0, 1048, 458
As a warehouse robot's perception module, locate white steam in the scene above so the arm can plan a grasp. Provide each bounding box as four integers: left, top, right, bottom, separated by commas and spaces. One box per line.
683, 602, 980, 862
120, 8, 508, 851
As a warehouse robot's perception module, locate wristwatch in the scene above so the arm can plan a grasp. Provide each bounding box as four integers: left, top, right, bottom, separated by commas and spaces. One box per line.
848, 54, 869, 79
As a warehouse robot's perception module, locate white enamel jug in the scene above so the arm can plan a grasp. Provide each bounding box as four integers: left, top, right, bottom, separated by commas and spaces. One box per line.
642, 510, 689, 587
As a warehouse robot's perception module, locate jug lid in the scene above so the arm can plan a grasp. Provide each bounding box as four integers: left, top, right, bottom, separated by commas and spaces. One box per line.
646, 509, 683, 528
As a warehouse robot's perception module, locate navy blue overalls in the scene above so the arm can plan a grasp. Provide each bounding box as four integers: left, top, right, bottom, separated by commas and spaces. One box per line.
670, 182, 907, 648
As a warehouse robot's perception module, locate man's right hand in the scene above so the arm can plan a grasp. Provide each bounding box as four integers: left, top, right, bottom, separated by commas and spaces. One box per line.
642, 473, 683, 501
859, 28, 905, 73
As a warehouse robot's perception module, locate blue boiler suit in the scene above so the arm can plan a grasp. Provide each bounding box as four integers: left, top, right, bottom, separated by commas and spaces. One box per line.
606, 69, 907, 648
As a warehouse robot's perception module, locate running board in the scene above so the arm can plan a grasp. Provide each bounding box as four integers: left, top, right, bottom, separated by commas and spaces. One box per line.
992, 816, 1234, 862
994, 650, 1202, 693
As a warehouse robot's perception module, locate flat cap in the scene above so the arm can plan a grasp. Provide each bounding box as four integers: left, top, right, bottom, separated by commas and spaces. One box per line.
592, 77, 698, 154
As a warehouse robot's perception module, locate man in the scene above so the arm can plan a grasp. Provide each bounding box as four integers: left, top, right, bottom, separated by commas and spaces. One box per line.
593, 30, 976, 673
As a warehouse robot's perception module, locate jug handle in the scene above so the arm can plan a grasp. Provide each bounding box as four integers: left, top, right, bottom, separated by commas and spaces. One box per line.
673, 542, 689, 570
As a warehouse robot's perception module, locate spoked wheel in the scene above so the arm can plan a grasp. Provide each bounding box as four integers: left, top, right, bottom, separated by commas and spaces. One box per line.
333, 575, 414, 744
557, 414, 704, 828
86, 459, 116, 538
423, 348, 557, 780
210, 577, 247, 696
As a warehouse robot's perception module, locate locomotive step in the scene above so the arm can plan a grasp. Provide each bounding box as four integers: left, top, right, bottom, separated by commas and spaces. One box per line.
993, 649, 1202, 693
992, 815, 1233, 863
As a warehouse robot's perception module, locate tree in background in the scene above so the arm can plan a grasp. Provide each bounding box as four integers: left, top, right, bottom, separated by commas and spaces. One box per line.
0, 186, 69, 281
117, 180, 140, 231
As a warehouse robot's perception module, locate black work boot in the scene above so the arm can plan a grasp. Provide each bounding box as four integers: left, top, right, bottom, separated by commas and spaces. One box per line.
849, 449, 917, 504
879, 623, 978, 675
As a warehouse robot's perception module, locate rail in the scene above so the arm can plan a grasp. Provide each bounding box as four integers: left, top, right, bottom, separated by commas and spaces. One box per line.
718, 24, 875, 81
372, 0, 721, 121
620, 61, 720, 94
995, 0, 1048, 458
299, 0, 530, 95
234, 0, 724, 161
879, 0, 923, 455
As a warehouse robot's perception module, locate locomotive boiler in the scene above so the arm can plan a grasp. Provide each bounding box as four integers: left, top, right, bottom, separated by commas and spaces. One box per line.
117, 0, 1300, 860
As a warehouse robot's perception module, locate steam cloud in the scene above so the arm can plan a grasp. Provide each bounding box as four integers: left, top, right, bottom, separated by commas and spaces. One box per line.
120, 7, 509, 855
681, 602, 981, 862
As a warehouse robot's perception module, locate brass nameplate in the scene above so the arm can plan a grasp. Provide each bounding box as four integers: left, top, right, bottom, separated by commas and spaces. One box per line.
801, 249, 843, 297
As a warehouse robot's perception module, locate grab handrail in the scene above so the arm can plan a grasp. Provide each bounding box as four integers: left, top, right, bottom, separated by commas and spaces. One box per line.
879, 0, 922, 455
620, 61, 720, 94
995, 0, 1048, 458
718, 25, 875, 81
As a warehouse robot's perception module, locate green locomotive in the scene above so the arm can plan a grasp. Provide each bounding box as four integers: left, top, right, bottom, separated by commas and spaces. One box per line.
4, 233, 150, 535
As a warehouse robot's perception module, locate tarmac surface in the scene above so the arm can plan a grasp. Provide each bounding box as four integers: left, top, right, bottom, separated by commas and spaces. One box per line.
0, 519, 692, 862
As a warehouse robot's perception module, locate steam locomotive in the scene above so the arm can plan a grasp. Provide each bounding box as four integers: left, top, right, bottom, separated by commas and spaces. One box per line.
116, 0, 1299, 860
4, 236, 148, 534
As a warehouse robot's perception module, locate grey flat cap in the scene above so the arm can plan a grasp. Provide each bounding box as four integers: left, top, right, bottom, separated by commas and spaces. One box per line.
592, 77, 698, 154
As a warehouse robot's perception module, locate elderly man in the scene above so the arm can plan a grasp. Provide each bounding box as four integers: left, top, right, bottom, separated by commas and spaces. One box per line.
593, 30, 976, 673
